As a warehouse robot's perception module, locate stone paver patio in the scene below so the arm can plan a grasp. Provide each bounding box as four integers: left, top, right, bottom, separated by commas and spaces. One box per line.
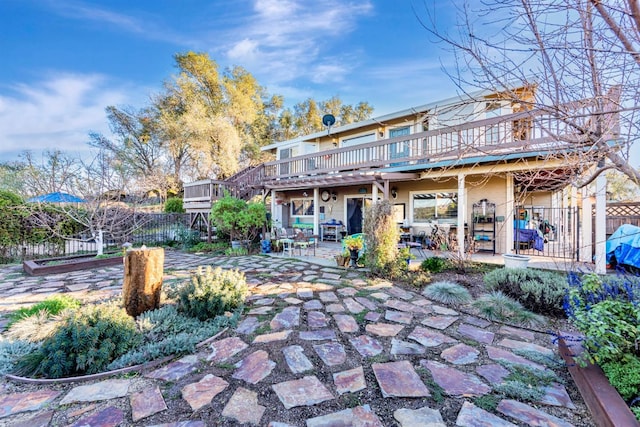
0, 251, 592, 426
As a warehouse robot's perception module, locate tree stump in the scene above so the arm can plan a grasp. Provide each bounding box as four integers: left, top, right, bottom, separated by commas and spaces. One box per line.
122, 247, 164, 317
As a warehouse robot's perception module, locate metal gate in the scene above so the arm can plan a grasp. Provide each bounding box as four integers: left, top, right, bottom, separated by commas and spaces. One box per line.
514, 206, 580, 260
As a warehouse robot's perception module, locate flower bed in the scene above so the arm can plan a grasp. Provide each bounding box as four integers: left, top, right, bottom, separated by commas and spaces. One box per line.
23, 254, 122, 276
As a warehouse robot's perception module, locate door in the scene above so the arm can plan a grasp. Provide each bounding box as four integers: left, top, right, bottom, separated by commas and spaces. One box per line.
346, 198, 364, 234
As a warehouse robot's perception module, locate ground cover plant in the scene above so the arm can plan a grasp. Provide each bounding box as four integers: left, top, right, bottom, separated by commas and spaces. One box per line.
0, 265, 245, 379
484, 267, 567, 317
564, 272, 640, 419
6, 294, 81, 327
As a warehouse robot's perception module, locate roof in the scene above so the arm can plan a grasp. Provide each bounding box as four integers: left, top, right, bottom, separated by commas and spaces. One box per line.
27, 192, 86, 203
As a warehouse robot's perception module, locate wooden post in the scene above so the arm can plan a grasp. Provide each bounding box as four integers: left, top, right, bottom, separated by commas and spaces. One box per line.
122, 247, 164, 317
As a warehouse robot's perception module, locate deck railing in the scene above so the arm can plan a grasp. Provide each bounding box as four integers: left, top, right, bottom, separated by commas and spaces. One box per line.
184, 99, 618, 208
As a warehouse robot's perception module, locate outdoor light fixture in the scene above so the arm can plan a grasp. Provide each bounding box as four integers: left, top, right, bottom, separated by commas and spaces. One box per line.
391, 187, 398, 199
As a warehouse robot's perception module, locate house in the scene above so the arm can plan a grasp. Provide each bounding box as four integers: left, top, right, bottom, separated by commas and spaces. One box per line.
184, 86, 618, 271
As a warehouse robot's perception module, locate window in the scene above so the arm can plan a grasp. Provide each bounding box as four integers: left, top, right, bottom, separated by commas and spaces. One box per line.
389, 126, 410, 163
412, 192, 458, 223
291, 199, 314, 217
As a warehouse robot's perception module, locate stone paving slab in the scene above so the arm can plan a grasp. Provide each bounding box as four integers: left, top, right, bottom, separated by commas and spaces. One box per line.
232, 350, 276, 384
60, 379, 130, 404
130, 385, 167, 421
497, 399, 575, 427
70, 406, 124, 427
333, 365, 366, 394
145, 355, 199, 382
0, 389, 61, 418
372, 360, 430, 398
394, 406, 445, 427
222, 387, 265, 425
456, 401, 517, 426
306, 405, 384, 427
272, 376, 333, 409
181, 374, 229, 411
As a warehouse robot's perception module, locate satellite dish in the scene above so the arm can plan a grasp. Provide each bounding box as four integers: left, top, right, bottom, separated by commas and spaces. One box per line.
322, 114, 336, 135
322, 114, 336, 127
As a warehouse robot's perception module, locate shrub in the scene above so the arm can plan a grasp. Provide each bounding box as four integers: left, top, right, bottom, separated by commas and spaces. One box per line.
177, 266, 248, 321
483, 268, 567, 316
422, 280, 471, 305
0, 338, 39, 375
421, 256, 449, 273
15, 303, 141, 378
164, 197, 185, 213
210, 193, 266, 245
564, 272, 640, 365
6, 310, 64, 342
601, 356, 640, 402
472, 291, 546, 328
108, 304, 241, 369
188, 242, 228, 253
7, 295, 81, 327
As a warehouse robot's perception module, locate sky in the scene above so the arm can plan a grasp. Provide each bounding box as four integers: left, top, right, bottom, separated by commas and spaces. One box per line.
0, 0, 463, 163
0, 0, 637, 169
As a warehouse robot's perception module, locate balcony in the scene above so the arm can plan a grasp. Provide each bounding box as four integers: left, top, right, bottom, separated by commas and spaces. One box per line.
184, 99, 618, 211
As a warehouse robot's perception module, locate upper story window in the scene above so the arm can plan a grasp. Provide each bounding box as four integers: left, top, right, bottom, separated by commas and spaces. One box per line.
342, 133, 375, 148
411, 191, 458, 223
389, 126, 411, 160
291, 199, 314, 217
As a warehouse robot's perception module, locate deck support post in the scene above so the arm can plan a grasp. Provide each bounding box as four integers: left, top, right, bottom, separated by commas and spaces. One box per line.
457, 173, 466, 258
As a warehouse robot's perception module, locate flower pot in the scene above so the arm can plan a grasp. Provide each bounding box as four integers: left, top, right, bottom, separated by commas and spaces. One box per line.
502, 253, 530, 269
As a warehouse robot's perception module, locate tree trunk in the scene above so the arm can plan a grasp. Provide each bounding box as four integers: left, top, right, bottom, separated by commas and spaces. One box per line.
122, 247, 164, 317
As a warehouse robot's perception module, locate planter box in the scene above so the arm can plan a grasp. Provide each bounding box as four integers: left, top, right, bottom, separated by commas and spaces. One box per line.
502, 253, 530, 268
23, 254, 123, 276
557, 332, 640, 427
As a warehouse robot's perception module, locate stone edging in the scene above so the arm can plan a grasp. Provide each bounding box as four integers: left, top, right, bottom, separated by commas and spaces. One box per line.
557, 332, 640, 427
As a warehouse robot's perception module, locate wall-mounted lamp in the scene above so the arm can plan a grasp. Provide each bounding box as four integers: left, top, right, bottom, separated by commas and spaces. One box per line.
332, 141, 338, 147
302, 191, 308, 197
331, 191, 337, 201
379, 131, 384, 138
391, 187, 398, 199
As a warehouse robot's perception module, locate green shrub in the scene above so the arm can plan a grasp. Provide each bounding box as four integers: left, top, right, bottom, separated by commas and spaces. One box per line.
472, 291, 545, 328
177, 266, 248, 321
422, 280, 471, 305
421, 256, 449, 273
564, 272, 640, 365
210, 193, 266, 245
164, 197, 185, 213
601, 356, 640, 401
188, 242, 228, 253
8, 295, 81, 327
174, 224, 201, 249
15, 303, 141, 378
225, 247, 248, 256
483, 268, 567, 316
108, 304, 241, 369
0, 339, 39, 375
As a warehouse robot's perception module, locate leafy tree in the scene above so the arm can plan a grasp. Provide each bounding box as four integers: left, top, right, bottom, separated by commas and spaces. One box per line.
164, 197, 185, 213
606, 170, 640, 201
210, 193, 266, 245
421, 0, 640, 188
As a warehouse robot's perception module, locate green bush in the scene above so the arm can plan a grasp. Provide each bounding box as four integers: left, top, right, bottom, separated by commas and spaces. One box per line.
483, 268, 567, 316
177, 266, 248, 321
601, 356, 640, 402
174, 224, 201, 249
15, 303, 141, 378
164, 197, 185, 213
108, 304, 241, 369
0, 339, 39, 375
8, 295, 81, 327
210, 193, 266, 246
188, 241, 228, 253
564, 273, 640, 367
421, 256, 449, 273
423, 280, 471, 305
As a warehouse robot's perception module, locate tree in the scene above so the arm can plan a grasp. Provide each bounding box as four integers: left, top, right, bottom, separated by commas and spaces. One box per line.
20, 150, 82, 197
210, 193, 267, 246
419, 0, 640, 187
606, 170, 640, 201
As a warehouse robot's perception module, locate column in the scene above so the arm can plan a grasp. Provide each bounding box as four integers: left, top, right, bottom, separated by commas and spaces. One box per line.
594, 174, 607, 274
313, 187, 320, 236
580, 186, 593, 263
506, 175, 514, 254
457, 173, 466, 257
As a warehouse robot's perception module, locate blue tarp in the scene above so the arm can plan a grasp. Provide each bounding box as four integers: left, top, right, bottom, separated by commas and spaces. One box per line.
27, 192, 86, 203
606, 224, 640, 269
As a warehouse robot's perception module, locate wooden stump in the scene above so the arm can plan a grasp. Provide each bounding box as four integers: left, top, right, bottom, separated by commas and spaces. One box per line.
122, 248, 164, 317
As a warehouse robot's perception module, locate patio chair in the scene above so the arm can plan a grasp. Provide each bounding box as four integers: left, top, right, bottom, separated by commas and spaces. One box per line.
293, 231, 316, 256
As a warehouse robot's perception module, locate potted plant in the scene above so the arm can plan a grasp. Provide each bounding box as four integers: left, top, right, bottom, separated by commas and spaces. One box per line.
334, 248, 350, 267
343, 235, 364, 268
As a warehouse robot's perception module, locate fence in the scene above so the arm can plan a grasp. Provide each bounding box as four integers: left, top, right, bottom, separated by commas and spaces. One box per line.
0, 213, 201, 264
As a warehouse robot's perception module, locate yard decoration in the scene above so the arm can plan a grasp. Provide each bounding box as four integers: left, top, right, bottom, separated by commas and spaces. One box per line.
122, 247, 165, 317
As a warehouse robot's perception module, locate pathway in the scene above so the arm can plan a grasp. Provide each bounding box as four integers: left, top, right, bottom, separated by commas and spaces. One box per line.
0, 251, 591, 426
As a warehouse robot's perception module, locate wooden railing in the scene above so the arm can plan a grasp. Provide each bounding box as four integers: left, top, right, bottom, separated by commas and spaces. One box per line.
184, 100, 618, 209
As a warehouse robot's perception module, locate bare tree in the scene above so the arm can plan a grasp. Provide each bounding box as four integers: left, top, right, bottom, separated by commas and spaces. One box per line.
418, 0, 640, 188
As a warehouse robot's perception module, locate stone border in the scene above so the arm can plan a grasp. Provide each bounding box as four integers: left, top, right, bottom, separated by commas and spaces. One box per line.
23, 254, 122, 276
557, 332, 640, 427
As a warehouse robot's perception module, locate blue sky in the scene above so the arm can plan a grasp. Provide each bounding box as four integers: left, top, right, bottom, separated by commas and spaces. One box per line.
0, 0, 462, 162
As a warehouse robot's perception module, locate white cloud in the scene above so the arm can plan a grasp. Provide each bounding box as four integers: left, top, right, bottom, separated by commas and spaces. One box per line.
0, 73, 134, 162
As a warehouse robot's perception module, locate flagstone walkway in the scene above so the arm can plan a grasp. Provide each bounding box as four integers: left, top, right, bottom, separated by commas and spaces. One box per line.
0, 251, 592, 426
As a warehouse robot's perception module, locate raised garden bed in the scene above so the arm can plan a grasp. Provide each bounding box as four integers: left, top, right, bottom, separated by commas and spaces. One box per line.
23, 254, 122, 276
557, 332, 640, 427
